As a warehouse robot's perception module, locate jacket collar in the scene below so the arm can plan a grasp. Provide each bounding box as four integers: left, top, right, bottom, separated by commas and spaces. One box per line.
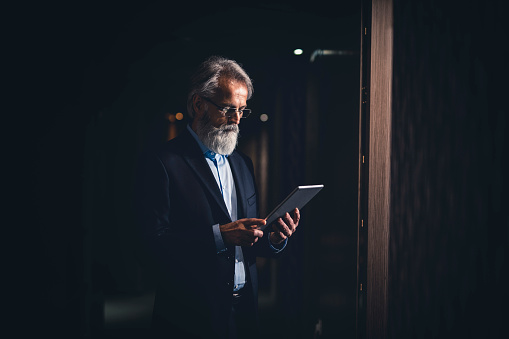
180, 127, 249, 222
179, 128, 230, 222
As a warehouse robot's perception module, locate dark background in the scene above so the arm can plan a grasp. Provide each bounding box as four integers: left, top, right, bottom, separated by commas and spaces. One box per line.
11, 1, 360, 338
8, 0, 509, 338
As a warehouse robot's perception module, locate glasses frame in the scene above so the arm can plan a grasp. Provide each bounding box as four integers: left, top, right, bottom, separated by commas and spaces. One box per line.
203, 97, 251, 119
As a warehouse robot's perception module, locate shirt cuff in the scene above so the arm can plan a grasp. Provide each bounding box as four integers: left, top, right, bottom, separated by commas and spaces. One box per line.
268, 234, 287, 253
213, 224, 227, 254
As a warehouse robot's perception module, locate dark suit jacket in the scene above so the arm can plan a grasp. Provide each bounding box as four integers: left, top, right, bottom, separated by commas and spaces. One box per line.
135, 128, 283, 338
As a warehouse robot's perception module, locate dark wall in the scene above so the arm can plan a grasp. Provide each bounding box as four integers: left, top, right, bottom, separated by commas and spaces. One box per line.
303, 56, 360, 338
390, 0, 508, 338
13, 1, 361, 338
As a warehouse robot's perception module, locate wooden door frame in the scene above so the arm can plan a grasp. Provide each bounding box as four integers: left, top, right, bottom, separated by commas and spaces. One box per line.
357, 0, 393, 338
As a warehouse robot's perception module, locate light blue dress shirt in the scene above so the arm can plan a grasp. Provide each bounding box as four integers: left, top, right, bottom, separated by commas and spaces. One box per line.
187, 125, 286, 291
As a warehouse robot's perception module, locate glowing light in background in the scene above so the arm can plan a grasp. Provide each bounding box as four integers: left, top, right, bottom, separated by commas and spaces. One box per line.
293, 49, 303, 55
260, 114, 269, 122
175, 112, 184, 120
166, 113, 179, 140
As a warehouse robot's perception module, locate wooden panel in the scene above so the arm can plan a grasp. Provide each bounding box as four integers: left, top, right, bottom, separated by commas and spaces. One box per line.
366, 0, 392, 338
389, 0, 508, 337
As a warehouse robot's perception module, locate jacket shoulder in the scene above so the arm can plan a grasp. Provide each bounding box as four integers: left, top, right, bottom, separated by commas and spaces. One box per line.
150, 130, 196, 159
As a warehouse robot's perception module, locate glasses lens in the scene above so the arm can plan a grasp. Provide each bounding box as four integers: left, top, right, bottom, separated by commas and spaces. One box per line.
224, 108, 251, 118
225, 108, 238, 117
240, 109, 251, 118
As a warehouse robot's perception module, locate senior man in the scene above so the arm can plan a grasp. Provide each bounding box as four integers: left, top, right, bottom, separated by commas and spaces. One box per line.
136, 56, 300, 339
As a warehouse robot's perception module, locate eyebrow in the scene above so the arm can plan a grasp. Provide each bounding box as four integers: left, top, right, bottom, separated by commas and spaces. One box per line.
222, 103, 247, 109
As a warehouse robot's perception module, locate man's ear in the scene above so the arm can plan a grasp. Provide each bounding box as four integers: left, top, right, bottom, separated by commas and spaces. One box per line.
192, 94, 204, 117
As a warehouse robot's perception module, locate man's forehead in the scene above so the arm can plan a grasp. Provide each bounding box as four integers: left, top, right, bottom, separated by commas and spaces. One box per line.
215, 77, 248, 100
217, 76, 246, 89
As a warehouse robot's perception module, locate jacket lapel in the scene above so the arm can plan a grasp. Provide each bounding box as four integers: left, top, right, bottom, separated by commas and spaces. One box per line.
228, 152, 248, 219
180, 130, 231, 222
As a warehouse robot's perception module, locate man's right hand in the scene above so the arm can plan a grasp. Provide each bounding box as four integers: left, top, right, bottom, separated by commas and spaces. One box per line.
220, 218, 266, 247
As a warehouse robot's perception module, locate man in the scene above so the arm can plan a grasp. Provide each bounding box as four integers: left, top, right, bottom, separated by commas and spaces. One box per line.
136, 56, 300, 339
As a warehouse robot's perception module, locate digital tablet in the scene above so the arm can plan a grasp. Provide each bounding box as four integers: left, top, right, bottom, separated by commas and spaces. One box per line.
259, 185, 324, 230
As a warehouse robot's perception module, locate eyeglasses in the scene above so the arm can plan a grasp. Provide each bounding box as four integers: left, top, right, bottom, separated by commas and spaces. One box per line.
203, 97, 252, 119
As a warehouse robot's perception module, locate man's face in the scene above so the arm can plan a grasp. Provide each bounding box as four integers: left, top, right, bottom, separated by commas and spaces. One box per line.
203, 77, 248, 128
192, 77, 248, 155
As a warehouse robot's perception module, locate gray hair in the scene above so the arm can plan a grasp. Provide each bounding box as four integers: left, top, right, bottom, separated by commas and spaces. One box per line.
186, 56, 253, 119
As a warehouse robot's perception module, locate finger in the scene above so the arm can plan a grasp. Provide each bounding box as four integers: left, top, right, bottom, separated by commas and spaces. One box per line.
283, 212, 296, 231
293, 208, 300, 225
270, 223, 282, 234
253, 230, 264, 238
243, 218, 267, 227
276, 217, 292, 237
273, 230, 287, 242
248, 235, 261, 247
282, 212, 297, 233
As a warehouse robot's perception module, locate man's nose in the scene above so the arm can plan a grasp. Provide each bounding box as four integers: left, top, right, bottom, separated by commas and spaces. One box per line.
228, 111, 241, 125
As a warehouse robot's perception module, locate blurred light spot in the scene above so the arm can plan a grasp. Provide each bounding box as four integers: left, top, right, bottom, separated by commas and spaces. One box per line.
260, 114, 269, 122
176, 112, 184, 120
167, 113, 176, 123
294, 49, 303, 55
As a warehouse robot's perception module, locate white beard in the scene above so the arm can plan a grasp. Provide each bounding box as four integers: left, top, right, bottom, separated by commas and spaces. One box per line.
195, 111, 239, 155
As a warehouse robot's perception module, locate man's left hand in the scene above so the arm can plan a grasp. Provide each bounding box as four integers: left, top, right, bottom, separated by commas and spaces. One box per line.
269, 208, 300, 245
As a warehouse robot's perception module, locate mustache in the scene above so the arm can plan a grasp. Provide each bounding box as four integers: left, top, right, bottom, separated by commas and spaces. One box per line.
218, 124, 239, 133
199, 111, 238, 131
